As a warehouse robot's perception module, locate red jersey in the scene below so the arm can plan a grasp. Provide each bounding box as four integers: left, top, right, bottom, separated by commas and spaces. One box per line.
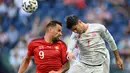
27, 38, 68, 73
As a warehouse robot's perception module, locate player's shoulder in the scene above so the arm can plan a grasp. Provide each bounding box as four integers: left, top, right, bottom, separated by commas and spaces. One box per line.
88, 23, 104, 27
88, 23, 106, 30
29, 37, 44, 44
57, 40, 66, 46
57, 40, 65, 44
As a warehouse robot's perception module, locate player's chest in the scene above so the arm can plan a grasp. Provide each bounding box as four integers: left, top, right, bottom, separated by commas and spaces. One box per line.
77, 31, 101, 44
79, 31, 100, 40
33, 44, 61, 57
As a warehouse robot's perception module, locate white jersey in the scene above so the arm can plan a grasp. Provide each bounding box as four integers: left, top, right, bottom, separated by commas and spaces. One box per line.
68, 23, 117, 65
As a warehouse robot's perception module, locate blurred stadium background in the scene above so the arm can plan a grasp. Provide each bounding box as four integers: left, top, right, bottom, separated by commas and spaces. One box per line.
0, 0, 130, 73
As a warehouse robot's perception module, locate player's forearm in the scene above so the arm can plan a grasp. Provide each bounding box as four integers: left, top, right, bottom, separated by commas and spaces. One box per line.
18, 56, 31, 73
58, 62, 70, 73
67, 38, 77, 52
102, 29, 117, 51
108, 39, 117, 51
113, 50, 121, 60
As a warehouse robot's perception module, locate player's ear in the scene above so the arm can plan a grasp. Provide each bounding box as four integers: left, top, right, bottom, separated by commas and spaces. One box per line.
49, 27, 55, 32
78, 20, 82, 23
48, 28, 52, 32
47, 27, 52, 32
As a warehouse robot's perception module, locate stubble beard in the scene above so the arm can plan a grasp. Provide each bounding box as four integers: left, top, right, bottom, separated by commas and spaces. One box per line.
52, 37, 59, 43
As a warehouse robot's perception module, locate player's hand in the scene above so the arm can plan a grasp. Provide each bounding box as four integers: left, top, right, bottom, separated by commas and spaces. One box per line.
67, 51, 76, 60
49, 70, 61, 73
116, 57, 124, 70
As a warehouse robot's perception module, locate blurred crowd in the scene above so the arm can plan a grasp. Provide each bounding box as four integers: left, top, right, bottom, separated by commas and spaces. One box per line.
0, 0, 130, 73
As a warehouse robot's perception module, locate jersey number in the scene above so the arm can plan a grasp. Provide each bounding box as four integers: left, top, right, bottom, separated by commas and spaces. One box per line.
39, 51, 44, 59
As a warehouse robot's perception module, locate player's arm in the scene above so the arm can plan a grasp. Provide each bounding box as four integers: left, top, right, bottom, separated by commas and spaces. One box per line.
113, 50, 124, 70
67, 32, 78, 60
18, 55, 31, 73
60, 41, 70, 72
100, 24, 124, 70
49, 62, 69, 73
67, 33, 78, 52
49, 62, 70, 73
18, 41, 34, 73
57, 61, 70, 73
49, 41, 70, 73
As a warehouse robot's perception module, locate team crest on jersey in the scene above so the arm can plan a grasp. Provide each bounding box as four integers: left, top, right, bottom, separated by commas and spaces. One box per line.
55, 46, 59, 50
92, 32, 96, 37
54, 46, 59, 52
38, 46, 44, 49
47, 46, 51, 48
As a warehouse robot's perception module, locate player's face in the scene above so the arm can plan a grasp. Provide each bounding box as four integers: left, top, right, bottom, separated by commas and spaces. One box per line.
51, 24, 62, 41
71, 23, 84, 34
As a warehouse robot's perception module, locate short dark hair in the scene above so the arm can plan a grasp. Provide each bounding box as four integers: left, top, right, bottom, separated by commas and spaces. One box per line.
46, 20, 62, 29
65, 15, 79, 29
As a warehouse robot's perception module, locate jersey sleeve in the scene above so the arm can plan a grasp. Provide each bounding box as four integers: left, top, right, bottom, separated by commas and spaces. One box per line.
67, 32, 78, 52
100, 24, 117, 51
60, 41, 68, 64
27, 42, 34, 56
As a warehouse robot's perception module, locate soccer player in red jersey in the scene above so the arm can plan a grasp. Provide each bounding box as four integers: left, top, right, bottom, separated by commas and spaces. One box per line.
18, 20, 69, 73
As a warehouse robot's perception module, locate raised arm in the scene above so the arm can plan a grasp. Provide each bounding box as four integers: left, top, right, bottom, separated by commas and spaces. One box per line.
67, 36, 77, 52
18, 55, 31, 73
100, 24, 124, 70
67, 32, 78, 60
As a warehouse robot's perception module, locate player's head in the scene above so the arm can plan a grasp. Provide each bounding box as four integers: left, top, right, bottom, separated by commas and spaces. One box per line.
66, 15, 85, 34
45, 20, 62, 42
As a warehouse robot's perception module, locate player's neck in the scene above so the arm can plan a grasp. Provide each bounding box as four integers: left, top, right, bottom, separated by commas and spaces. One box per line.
83, 23, 88, 33
44, 34, 53, 43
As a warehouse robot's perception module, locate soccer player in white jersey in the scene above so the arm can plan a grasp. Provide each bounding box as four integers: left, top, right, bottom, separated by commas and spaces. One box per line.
65, 15, 124, 73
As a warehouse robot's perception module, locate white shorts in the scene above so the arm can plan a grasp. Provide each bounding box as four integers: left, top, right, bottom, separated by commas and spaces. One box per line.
68, 51, 110, 73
